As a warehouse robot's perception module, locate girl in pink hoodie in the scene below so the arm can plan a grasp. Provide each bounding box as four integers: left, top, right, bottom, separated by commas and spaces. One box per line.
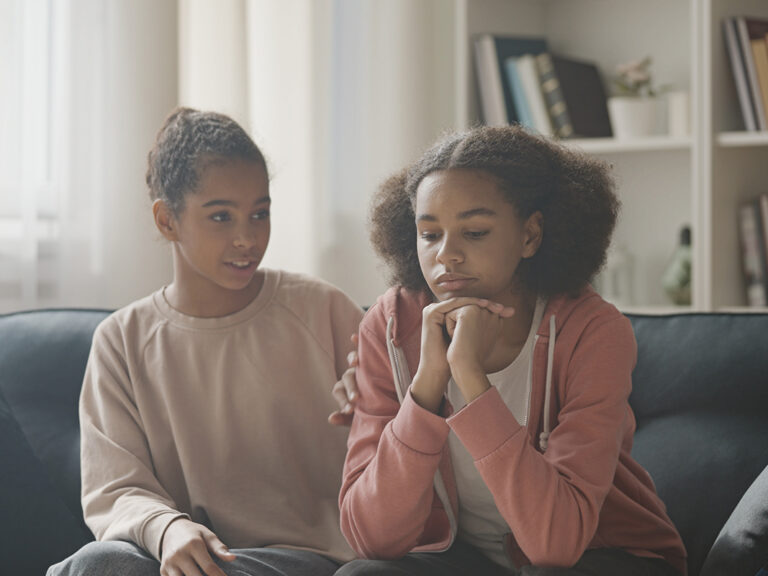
336, 126, 686, 575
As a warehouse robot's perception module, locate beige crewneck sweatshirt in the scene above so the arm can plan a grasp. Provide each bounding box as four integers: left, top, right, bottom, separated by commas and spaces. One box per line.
79, 269, 363, 562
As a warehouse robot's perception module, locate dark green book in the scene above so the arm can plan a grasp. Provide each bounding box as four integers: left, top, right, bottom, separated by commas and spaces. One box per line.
535, 53, 574, 138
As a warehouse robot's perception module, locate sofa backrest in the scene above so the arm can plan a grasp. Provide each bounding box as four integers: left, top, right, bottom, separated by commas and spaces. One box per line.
2, 308, 768, 576
0, 308, 109, 574
627, 313, 768, 576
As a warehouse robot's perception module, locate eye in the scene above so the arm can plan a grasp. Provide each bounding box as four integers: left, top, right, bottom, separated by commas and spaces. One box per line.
211, 212, 231, 222
465, 230, 489, 239
251, 209, 270, 221
419, 231, 440, 242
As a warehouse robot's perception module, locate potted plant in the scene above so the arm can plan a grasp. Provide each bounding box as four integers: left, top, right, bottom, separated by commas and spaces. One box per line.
607, 57, 669, 139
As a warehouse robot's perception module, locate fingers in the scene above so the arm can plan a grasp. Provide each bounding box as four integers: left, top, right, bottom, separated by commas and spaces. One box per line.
329, 367, 357, 426
328, 410, 354, 426
426, 297, 515, 318
331, 369, 357, 410
199, 533, 233, 576
348, 333, 359, 366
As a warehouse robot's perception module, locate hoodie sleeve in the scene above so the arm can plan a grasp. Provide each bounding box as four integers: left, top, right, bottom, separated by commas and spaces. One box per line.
447, 312, 637, 567
80, 319, 187, 560
339, 303, 452, 559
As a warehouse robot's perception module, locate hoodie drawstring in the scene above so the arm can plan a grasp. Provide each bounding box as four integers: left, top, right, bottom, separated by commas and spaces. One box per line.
539, 314, 556, 452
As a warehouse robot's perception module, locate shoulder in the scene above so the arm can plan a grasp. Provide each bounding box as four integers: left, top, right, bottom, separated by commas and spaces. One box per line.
545, 287, 635, 356
360, 286, 430, 345
92, 292, 166, 354
270, 269, 363, 327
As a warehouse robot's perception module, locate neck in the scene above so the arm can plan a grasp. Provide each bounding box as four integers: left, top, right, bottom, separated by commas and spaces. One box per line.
501, 289, 538, 345
485, 289, 538, 373
164, 250, 265, 318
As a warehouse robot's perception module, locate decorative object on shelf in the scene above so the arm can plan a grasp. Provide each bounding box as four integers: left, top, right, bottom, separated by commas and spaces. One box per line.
594, 244, 634, 309
661, 225, 692, 306
607, 56, 669, 139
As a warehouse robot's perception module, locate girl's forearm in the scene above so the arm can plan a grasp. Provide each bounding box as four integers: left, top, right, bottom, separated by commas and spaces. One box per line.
450, 364, 491, 404
410, 370, 449, 414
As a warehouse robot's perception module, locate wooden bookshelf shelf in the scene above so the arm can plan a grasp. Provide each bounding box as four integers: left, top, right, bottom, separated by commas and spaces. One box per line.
716, 131, 768, 147
564, 136, 693, 154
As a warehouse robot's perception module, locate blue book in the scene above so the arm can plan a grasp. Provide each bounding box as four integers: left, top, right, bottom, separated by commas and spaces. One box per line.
504, 58, 535, 130
475, 35, 548, 123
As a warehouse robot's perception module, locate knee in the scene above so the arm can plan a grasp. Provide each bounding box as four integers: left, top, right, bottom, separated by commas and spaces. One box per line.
47, 541, 157, 576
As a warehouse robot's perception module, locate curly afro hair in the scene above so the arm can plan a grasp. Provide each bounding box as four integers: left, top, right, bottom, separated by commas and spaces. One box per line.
370, 125, 619, 298
146, 107, 268, 216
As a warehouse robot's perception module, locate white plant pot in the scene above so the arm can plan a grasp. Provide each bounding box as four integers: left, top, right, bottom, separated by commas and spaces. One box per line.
607, 96, 664, 139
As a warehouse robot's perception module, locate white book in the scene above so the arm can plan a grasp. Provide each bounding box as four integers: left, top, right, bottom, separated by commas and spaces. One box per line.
473, 35, 507, 126
515, 54, 554, 136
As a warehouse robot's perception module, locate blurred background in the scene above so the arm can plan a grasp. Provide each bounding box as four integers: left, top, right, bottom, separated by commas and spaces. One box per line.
4, 0, 766, 314
0, 0, 458, 312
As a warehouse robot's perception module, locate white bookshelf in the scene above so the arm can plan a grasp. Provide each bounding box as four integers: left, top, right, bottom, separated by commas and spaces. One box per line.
444, 0, 768, 312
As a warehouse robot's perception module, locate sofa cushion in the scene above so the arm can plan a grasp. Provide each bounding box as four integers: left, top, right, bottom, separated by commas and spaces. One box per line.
627, 313, 768, 576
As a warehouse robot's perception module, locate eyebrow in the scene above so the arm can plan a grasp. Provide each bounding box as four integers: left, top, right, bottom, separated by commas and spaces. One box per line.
417, 207, 497, 222
202, 196, 271, 208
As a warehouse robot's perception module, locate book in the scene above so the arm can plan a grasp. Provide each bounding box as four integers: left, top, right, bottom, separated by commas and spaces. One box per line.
515, 54, 554, 136
550, 54, 613, 138
738, 198, 768, 307
474, 36, 508, 126
534, 52, 575, 138
472, 34, 548, 125
745, 18, 768, 125
735, 16, 768, 130
504, 58, 535, 131
751, 38, 768, 122
723, 17, 758, 131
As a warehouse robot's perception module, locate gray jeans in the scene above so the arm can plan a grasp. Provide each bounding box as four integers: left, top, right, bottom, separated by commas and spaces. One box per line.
334, 541, 681, 576
47, 540, 341, 576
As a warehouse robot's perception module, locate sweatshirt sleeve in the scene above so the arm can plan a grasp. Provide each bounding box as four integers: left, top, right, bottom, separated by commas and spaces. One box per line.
327, 288, 365, 380
79, 320, 187, 560
447, 313, 637, 567
339, 307, 451, 559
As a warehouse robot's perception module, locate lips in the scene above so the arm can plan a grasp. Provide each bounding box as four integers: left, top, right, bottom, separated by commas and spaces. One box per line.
225, 259, 258, 274
434, 272, 476, 291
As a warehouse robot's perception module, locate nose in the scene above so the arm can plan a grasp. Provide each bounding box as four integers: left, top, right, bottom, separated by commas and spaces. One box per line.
233, 224, 258, 249
436, 233, 463, 265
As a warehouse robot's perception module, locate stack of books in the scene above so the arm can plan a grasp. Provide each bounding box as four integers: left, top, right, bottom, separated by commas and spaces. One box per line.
473, 34, 612, 138
723, 16, 768, 132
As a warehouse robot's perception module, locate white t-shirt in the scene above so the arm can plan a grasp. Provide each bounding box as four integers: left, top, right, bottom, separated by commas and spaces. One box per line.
446, 298, 547, 568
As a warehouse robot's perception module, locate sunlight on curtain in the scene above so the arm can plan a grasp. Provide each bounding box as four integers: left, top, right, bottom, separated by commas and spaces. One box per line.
0, 0, 56, 311
246, 0, 457, 306
0, 0, 177, 313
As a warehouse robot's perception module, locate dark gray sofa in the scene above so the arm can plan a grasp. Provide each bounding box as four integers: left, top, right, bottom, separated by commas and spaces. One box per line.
1, 308, 767, 576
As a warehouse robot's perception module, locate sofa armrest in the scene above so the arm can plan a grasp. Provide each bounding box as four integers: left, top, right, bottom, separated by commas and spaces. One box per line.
0, 393, 93, 575
700, 464, 768, 576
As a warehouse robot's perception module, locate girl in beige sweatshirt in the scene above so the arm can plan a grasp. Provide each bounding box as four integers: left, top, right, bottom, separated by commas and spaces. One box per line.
47, 108, 363, 576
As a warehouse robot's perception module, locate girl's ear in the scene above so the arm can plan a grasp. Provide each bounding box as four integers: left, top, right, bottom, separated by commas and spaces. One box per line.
153, 199, 178, 241
522, 211, 544, 258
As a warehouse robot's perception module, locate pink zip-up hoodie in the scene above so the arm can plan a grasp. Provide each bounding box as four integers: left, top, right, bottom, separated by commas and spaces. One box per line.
340, 285, 686, 574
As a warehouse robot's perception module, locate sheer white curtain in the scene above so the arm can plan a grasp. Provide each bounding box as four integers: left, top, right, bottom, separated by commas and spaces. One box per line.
0, 0, 177, 313
180, 0, 457, 306
248, 0, 457, 306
